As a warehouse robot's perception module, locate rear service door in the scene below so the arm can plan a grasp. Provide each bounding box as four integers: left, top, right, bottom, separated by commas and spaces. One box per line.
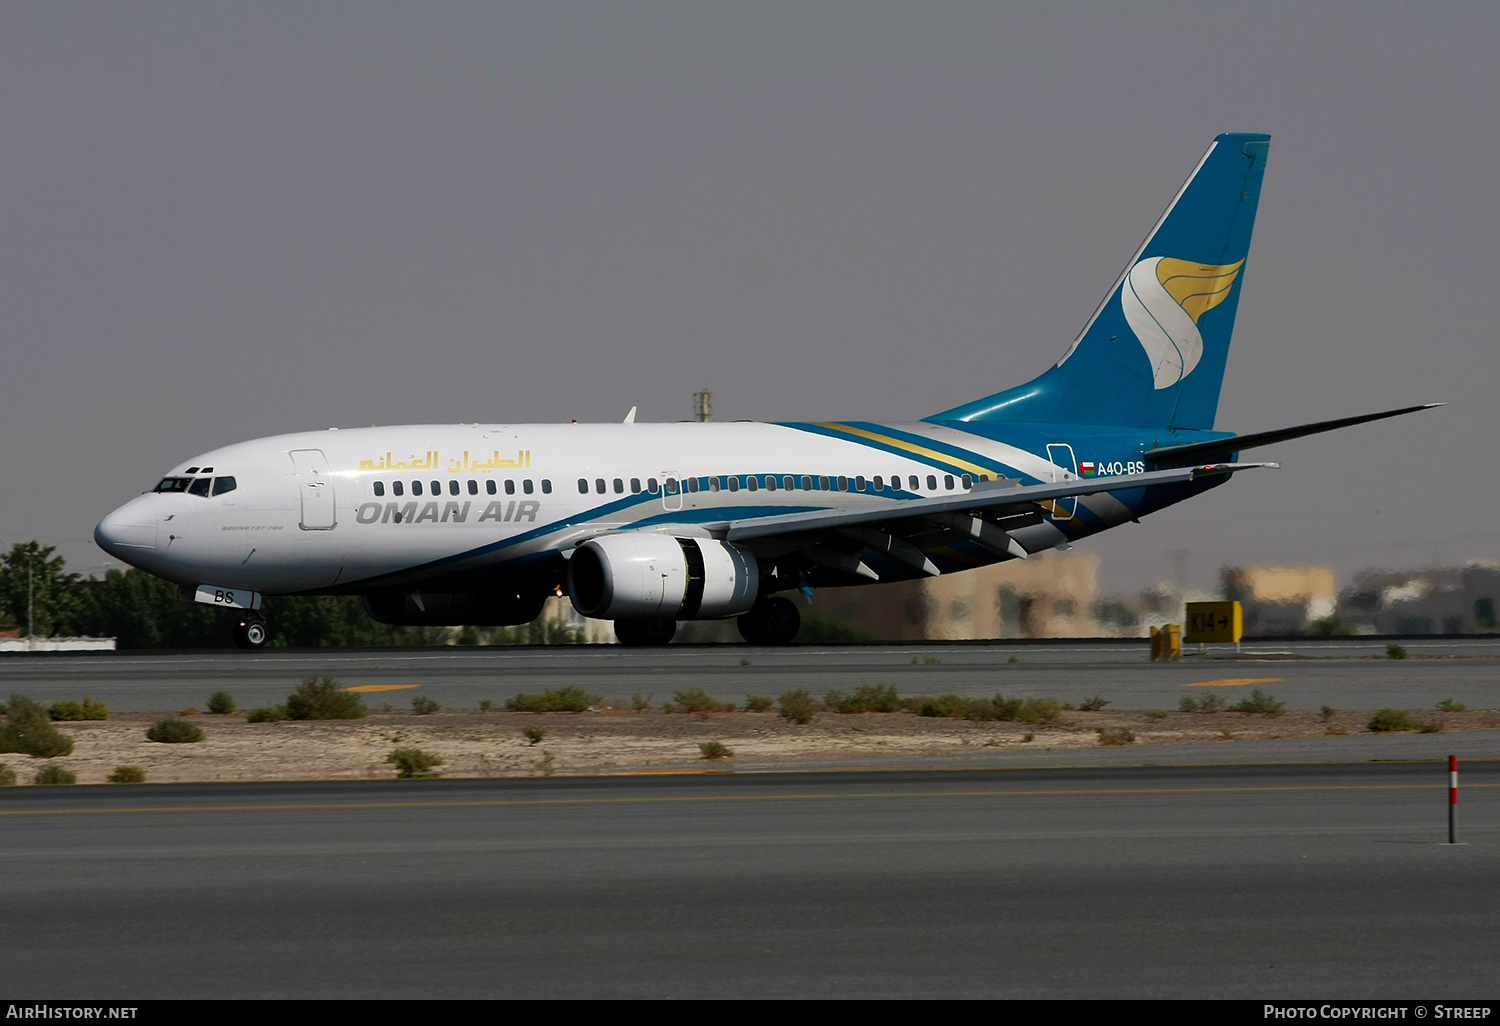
1045, 443, 1078, 520
290, 449, 337, 530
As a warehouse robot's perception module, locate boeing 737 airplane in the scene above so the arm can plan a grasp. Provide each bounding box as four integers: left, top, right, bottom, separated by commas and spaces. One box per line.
95, 132, 1436, 648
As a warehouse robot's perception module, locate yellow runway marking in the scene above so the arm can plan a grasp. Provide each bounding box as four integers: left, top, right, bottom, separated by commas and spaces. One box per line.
340, 684, 421, 693
3, 783, 1493, 817
1183, 678, 1283, 688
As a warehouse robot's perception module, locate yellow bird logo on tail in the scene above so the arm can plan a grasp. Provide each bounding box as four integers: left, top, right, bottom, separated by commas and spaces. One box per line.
1121, 257, 1244, 389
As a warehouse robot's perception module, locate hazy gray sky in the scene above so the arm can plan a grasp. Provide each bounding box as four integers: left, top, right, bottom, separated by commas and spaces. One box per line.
3, 1, 1495, 596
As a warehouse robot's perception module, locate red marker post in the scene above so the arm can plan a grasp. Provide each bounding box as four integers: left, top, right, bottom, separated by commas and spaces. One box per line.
1448, 755, 1458, 844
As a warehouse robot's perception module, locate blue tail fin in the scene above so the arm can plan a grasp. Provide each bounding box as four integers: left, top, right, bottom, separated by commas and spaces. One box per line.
928, 132, 1270, 430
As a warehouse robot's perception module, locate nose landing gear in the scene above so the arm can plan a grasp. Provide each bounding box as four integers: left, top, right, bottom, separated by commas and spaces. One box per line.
231, 615, 269, 650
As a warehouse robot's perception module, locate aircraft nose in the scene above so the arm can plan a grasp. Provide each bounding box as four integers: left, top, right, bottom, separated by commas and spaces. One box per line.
95, 495, 159, 559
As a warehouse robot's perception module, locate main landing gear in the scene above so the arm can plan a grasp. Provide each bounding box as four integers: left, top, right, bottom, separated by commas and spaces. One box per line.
737, 597, 801, 645
613, 617, 677, 647
231, 614, 269, 650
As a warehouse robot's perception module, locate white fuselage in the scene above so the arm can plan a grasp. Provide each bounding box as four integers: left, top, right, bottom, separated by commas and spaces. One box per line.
95, 420, 1132, 597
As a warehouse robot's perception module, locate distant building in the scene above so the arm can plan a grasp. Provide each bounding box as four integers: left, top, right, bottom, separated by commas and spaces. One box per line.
1221, 566, 1337, 635
0, 625, 19, 639
806, 549, 1102, 640
1337, 562, 1500, 635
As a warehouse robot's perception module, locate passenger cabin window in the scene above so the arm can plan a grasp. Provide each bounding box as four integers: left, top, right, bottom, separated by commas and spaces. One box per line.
647, 478, 659, 494
523, 480, 534, 494
630, 478, 642, 493
486, 480, 497, 495
802, 476, 813, 490
449, 480, 460, 496
412, 481, 424, 496
374, 481, 385, 497
595, 478, 606, 494
505, 480, 515, 495
944, 474, 955, 490
745, 477, 757, 492
837, 476, 848, 491
727, 477, 739, 493
542, 480, 552, 494
926, 475, 937, 491
666, 478, 679, 495
855, 475, 866, 491
468, 480, 478, 495
910, 475, 920, 491
430, 480, 440, 495
873, 476, 883, 491
961, 474, 973, 489
765, 476, 777, 491
685, 478, 698, 493
708, 477, 719, 492
784, 476, 795, 490
188, 478, 212, 497
614, 478, 624, 494
212, 476, 236, 496
154, 477, 192, 493
393, 481, 405, 496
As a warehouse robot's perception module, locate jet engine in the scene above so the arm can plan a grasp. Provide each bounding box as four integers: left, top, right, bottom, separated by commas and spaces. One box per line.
567, 535, 759, 620
361, 588, 549, 627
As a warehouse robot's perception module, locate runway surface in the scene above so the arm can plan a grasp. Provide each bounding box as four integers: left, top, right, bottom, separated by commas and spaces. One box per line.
2, 762, 1495, 998
3, 637, 1498, 712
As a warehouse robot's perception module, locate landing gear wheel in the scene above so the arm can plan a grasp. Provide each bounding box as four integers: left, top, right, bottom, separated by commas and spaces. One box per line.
613, 617, 677, 647
737, 597, 801, 645
231, 616, 268, 650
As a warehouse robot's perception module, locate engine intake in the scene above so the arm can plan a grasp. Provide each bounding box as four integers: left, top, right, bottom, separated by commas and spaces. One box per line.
568, 535, 759, 620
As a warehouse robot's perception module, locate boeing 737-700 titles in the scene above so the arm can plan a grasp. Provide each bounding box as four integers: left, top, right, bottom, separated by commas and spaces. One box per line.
95, 133, 1437, 648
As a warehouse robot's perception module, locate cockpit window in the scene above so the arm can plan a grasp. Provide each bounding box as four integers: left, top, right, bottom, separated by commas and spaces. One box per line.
154, 477, 192, 493
188, 477, 212, 497
212, 476, 237, 496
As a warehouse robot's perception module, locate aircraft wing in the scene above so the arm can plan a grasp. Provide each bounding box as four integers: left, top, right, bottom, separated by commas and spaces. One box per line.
723, 462, 1275, 543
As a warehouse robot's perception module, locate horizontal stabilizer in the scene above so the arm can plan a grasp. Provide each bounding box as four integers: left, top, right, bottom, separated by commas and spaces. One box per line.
1144, 403, 1444, 467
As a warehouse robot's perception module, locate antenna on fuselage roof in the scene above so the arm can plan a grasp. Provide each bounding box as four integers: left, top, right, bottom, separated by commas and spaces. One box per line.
623, 406, 637, 424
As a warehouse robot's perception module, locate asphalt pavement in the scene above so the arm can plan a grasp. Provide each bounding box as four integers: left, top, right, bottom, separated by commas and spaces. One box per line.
2, 637, 1498, 712
2, 762, 1495, 998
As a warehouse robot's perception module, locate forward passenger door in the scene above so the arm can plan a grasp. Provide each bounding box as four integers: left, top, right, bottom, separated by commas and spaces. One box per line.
290, 449, 337, 530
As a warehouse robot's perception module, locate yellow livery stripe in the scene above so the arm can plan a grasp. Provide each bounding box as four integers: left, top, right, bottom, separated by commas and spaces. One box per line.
812, 423, 995, 478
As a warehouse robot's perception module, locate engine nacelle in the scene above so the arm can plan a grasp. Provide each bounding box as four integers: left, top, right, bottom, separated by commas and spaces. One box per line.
568, 535, 759, 620
361, 588, 549, 627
